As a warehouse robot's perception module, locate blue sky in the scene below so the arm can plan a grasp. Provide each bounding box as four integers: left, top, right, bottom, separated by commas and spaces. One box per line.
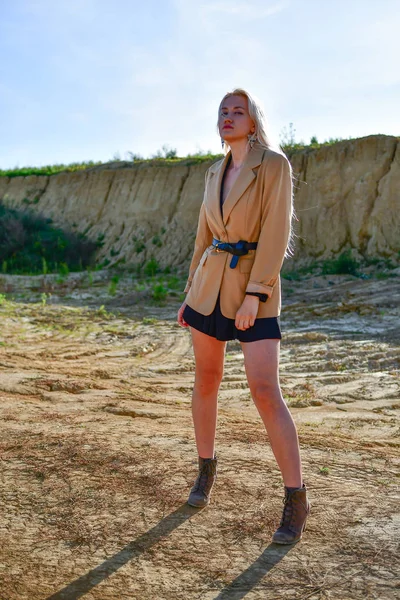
1, 0, 399, 168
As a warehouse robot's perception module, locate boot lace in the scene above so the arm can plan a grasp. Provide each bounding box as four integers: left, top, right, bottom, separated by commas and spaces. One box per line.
192, 462, 215, 494
279, 489, 307, 530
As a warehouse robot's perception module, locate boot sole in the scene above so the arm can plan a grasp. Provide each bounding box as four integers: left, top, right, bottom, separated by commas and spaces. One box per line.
272, 526, 306, 544
187, 499, 210, 508
272, 536, 302, 545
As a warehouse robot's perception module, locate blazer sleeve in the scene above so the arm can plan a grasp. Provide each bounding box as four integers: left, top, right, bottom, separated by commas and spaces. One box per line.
245, 154, 293, 298
183, 168, 214, 293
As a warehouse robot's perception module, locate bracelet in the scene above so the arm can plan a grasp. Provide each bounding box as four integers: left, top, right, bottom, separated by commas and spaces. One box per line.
245, 292, 268, 303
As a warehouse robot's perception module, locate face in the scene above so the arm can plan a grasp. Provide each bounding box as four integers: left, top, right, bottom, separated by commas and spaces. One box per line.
218, 94, 255, 144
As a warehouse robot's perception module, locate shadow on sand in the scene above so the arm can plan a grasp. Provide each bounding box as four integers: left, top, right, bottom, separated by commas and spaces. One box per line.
45, 504, 292, 600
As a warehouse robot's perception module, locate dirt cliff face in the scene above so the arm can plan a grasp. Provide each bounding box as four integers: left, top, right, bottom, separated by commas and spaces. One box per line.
290, 134, 399, 261
0, 134, 398, 269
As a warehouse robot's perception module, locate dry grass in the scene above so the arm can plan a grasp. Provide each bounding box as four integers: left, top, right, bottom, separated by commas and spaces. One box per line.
0, 271, 399, 599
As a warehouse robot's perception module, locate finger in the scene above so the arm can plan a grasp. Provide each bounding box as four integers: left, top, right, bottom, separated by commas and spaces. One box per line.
178, 314, 188, 327
177, 304, 187, 327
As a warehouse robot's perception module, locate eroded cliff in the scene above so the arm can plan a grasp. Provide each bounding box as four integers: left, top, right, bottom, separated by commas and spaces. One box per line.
0, 134, 398, 269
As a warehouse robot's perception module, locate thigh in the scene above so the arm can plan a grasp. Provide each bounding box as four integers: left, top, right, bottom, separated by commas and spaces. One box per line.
240, 338, 280, 389
190, 327, 226, 374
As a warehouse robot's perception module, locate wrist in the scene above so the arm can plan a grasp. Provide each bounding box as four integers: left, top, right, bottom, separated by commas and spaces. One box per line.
244, 294, 259, 302
246, 291, 268, 303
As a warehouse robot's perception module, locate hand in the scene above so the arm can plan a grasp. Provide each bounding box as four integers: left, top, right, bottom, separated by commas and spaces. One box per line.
235, 295, 259, 330
177, 300, 189, 327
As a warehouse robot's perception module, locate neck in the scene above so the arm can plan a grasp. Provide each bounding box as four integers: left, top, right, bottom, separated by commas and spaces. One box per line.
227, 140, 251, 169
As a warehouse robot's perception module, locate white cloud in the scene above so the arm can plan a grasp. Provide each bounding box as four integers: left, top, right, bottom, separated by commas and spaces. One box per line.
201, 0, 288, 19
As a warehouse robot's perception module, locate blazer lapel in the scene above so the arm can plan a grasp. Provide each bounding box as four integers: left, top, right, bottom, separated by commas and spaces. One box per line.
206, 151, 231, 233
222, 143, 266, 223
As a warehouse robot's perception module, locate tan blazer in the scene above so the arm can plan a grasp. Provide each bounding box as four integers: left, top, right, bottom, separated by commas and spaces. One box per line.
184, 142, 293, 319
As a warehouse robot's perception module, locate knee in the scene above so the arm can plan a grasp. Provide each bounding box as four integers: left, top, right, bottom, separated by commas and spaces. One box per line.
251, 380, 281, 407
195, 366, 224, 394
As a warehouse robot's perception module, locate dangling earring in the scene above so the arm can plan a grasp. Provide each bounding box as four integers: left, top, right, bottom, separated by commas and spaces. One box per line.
247, 131, 257, 149
221, 138, 225, 148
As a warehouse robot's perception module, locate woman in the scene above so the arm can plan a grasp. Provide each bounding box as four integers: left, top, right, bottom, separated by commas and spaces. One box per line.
177, 88, 310, 544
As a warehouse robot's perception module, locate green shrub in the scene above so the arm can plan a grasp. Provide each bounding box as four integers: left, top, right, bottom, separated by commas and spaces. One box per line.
152, 283, 167, 301
319, 466, 330, 476
134, 240, 146, 254
59, 262, 69, 276
282, 270, 301, 281
23, 196, 40, 205
321, 250, 359, 276
0, 201, 98, 274
165, 275, 181, 290
108, 275, 119, 296
87, 269, 94, 285
96, 233, 105, 247
144, 258, 159, 277
97, 258, 110, 269
151, 144, 178, 159
142, 317, 158, 324
152, 235, 162, 247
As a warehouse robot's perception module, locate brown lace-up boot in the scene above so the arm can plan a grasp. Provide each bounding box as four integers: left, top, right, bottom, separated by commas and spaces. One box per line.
187, 455, 218, 508
272, 483, 310, 544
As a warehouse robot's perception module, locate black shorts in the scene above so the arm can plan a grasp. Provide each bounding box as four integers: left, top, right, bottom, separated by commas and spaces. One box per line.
183, 293, 281, 342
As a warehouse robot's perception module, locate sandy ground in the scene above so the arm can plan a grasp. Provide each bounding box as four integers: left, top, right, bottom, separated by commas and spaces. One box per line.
0, 269, 399, 600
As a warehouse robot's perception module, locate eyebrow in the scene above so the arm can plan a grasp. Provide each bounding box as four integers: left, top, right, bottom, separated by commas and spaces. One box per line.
221, 106, 245, 110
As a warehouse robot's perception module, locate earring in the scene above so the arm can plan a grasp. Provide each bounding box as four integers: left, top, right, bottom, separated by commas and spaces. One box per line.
221, 138, 225, 148
247, 132, 257, 149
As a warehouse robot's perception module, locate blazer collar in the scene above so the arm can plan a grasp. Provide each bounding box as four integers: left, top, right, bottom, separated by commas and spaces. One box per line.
207, 142, 266, 227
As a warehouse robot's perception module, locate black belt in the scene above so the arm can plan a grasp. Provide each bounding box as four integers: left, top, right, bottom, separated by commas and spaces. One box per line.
212, 238, 258, 269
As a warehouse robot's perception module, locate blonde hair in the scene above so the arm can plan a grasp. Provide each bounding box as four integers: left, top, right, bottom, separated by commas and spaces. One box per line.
217, 87, 274, 154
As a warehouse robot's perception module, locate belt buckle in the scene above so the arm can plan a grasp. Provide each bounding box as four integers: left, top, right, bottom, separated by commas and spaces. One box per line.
215, 242, 224, 253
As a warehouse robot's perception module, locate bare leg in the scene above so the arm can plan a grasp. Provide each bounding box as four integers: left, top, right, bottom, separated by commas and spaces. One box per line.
190, 328, 226, 458
241, 338, 303, 488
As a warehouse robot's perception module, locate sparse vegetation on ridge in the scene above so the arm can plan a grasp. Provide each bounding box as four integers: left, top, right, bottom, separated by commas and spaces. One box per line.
0, 160, 103, 178
0, 151, 221, 178
2, 132, 393, 178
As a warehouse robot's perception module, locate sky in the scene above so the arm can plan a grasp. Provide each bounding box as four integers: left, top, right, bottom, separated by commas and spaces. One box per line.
1, 0, 399, 168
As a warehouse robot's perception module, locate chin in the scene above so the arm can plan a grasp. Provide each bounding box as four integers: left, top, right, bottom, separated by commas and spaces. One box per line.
222, 133, 237, 141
